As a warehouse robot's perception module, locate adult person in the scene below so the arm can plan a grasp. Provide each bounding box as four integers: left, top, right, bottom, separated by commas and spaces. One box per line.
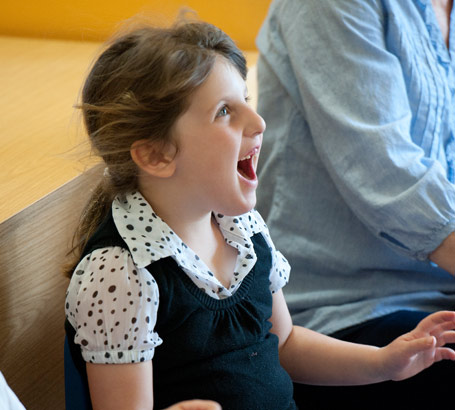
256, 0, 455, 406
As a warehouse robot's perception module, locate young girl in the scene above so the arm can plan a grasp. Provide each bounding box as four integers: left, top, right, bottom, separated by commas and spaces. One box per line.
64, 20, 455, 410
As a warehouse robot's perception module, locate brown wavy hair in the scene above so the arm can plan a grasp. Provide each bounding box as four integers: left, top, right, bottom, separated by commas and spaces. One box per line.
64, 20, 247, 277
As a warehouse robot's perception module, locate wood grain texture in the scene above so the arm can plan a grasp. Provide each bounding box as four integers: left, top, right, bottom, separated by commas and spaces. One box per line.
0, 165, 101, 410
0, 36, 100, 222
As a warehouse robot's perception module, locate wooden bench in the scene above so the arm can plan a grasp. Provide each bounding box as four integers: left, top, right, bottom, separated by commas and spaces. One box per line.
0, 1, 267, 408
0, 167, 101, 409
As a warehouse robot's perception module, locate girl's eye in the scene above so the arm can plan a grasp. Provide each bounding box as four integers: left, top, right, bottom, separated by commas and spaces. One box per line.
216, 106, 229, 118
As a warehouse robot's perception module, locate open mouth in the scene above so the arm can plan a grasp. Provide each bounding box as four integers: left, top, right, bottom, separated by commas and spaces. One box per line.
237, 147, 259, 180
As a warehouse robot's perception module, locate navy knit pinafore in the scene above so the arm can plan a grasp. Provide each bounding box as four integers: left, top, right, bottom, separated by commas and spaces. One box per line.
66, 211, 296, 410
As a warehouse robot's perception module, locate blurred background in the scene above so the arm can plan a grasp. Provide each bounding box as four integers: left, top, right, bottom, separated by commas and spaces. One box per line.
2, 0, 269, 49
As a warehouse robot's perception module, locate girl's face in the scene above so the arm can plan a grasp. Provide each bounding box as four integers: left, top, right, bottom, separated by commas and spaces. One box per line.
172, 57, 265, 217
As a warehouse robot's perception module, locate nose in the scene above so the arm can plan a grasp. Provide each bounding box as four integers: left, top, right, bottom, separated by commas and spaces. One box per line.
244, 105, 266, 139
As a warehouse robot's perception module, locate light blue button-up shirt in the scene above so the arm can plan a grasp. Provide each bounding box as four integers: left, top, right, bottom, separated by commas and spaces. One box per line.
256, 0, 455, 335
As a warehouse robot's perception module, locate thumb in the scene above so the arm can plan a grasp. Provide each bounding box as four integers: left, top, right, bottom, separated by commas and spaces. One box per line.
403, 336, 436, 356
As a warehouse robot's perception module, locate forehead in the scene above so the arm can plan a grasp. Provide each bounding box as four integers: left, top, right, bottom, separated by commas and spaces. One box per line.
187, 57, 246, 105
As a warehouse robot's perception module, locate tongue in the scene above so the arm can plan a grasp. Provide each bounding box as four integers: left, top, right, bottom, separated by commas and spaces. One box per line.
237, 158, 256, 180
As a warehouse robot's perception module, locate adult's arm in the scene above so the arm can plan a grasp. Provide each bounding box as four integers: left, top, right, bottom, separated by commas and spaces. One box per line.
430, 232, 455, 274
266, 0, 455, 266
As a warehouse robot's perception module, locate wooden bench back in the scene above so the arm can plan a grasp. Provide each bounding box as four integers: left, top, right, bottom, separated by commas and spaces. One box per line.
0, 167, 101, 410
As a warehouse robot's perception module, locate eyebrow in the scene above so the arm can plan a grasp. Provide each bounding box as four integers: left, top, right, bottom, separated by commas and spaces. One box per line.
207, 85, 249, 114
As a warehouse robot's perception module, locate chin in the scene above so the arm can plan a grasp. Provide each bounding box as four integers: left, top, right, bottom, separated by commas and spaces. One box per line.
221, 197, 257, 217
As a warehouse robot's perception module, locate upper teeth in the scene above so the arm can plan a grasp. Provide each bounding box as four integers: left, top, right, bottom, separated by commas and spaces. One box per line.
240, 148, 258, 161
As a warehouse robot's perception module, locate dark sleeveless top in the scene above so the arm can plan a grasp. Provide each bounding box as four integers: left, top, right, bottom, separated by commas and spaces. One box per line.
66, 211, 296, 410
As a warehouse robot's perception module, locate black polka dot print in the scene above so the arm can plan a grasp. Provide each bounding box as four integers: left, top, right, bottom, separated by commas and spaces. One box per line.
65, 192, 290, 365
65, 245, 162, 364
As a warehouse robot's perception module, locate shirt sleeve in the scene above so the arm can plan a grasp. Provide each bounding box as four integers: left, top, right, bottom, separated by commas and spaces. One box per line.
268, 248, 291, 294
251, 210, 290, 293
258, 0, 455, 259
65, 247, 162, 364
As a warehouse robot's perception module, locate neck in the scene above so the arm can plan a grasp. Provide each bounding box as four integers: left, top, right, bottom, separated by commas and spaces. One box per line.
432, 0, 452, 7
139, 184, 211, 243
138, 181, 237, 289
432, 0, 453, 47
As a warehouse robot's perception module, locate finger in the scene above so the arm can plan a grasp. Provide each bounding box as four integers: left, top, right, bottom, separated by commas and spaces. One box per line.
431, 319, 455, 334
415, 311, 455, 334
434, 346, 455, 362
419, 311, 455, 327
400, 336, 436, 356
434, 330, 455, 347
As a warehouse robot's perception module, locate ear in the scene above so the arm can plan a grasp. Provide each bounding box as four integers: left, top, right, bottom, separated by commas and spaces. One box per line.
130, 139, 177, 178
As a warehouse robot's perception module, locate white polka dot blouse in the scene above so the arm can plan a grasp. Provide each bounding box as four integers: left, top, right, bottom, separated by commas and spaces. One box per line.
65, 192, 290, 364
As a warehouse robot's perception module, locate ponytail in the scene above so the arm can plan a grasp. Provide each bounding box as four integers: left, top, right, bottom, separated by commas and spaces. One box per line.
63, 166, 116, 277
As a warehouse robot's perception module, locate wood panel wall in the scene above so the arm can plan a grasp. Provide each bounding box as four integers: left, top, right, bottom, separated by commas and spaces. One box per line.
1, 0, 271, 50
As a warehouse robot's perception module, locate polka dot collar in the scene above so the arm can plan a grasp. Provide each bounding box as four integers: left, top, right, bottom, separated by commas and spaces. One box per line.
112, 192, 268, 298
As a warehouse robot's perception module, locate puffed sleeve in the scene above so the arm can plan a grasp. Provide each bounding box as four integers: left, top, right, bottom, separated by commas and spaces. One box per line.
250, 210, 290, 293
65, 247, 162, 364
269, 249, 291, 294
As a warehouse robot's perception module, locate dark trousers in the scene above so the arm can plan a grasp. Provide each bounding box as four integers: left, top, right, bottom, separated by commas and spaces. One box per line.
293, 310, 455, 409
